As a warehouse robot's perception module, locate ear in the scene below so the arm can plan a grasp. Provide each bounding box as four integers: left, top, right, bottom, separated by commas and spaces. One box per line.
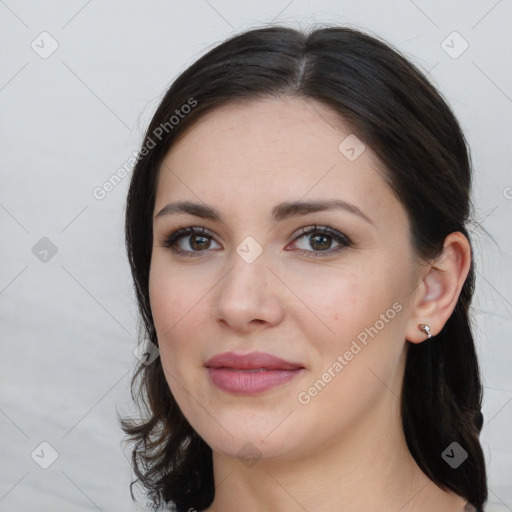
406, 232, 471, 344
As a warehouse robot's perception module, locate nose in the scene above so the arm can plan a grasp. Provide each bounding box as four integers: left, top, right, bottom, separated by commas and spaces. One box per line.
213, 251, 285, 333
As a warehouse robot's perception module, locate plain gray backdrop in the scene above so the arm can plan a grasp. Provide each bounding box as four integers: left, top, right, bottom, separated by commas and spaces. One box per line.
1, 1, 511, 511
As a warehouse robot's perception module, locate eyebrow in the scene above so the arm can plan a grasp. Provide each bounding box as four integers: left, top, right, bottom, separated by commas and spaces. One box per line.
154, 199, 374, 225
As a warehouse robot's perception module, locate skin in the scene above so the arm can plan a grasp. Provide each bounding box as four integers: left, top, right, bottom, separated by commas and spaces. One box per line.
149, 96, 471, 512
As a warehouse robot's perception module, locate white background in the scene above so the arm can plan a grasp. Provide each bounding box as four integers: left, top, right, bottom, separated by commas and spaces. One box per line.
0, 1, 511, 511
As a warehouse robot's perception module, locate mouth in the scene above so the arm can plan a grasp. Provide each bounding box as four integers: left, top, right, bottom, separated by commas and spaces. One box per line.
205, 351, 304, 370
216, 368, 284, 372
205, 351, 305, 395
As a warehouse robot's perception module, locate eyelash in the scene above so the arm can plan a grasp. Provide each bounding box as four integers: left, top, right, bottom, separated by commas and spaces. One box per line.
160, 225, 353, 258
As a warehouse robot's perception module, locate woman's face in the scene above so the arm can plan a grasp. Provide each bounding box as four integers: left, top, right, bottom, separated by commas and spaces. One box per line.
149, 96, 420, 462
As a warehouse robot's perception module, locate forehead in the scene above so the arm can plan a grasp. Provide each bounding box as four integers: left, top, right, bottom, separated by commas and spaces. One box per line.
155, 96, 400, 225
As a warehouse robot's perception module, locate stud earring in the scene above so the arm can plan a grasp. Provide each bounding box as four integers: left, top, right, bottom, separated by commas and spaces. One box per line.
418, 323, 432, 339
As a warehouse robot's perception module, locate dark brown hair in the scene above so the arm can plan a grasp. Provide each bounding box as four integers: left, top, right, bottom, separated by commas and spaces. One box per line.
120, 25, 487, 511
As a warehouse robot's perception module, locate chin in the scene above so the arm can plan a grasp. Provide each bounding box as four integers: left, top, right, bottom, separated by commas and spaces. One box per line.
194, 415, 300, 460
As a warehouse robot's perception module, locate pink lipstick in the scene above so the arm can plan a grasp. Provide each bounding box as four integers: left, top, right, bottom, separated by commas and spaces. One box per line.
205, 351, 305, 395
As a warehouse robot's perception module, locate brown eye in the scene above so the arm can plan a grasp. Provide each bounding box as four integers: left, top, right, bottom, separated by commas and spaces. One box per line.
290, 225, 352, 257
188, 235, 212, 251
308, 233, 333, 251
162, 227, 221, 256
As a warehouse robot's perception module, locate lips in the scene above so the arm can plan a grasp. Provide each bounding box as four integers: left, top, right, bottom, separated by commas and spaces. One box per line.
205, 351, 304, 371
205, 351, 305, 395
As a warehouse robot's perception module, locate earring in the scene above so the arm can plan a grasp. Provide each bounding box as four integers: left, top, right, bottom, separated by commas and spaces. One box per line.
418, 323, 432, 339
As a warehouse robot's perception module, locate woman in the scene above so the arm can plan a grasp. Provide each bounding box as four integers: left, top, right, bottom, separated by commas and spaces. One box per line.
121, 25, 487, 511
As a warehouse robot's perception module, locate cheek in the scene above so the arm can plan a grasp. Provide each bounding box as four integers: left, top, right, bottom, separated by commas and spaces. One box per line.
295, 262, 408, 385
149, 270, 208, 411
149, 255, 202, 331
294, 271, 407, 423
148, 262, 204, 366
295, 268, 392, 342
